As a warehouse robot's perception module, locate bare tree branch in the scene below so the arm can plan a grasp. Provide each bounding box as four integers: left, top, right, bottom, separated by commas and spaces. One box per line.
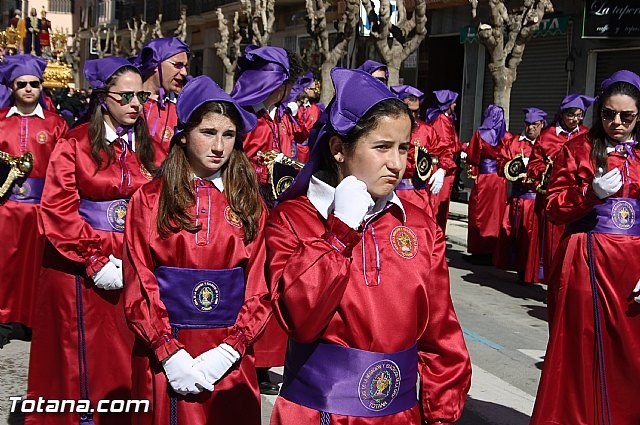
215, 8, 243, 92
174, 6, 188, 41
241, 0, 275, 46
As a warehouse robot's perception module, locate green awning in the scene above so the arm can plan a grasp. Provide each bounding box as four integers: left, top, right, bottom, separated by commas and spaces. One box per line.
460, 15, 570, 44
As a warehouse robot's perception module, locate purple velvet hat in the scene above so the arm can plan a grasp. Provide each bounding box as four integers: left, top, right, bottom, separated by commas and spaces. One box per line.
425, 89, 459, 122
231, 45, 290, 108
84, 57, 138, 89
601, 70, 640, 92
285, 71, 314, 104
280, 68, 396, 201
173, 75, 257, 143
357, 60, 389, 79
1, 55, 48, 85
523, 107, 547, 124
478, 104, 506, 146
560, 94, 595, 112
391, 85, 424, 103
133, 37, 191, 78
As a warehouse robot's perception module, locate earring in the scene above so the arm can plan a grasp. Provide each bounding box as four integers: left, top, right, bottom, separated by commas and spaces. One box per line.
336, 155, 344, 163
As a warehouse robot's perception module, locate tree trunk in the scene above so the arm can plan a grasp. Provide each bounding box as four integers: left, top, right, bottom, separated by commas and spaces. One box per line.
320, 61, 334, 105
387, 63, 401, 87
490, 66, 515, 127
224, 71, 235, 93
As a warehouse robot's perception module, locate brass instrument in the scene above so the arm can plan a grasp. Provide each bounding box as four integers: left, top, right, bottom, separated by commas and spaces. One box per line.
0, 150, 33, 197
414, 147, 437, 183
536, 157, 553, 195
466, 163, 477, 181
257, 150, 304, 198
504, 154, 528, 182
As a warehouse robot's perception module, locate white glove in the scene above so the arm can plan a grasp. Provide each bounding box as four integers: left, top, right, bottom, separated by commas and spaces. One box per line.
162, 349, 214, 395
429, 168, 446, 195
592, 167, 622, 199
460, 151, 467, 159
287, 101, 299, 116
109, 254, 122, 268
194, 343, 241, 385
92, 260, 123, 290
632, 280, 640, 304
523, 157, 529, 167
333, 176, 374, 230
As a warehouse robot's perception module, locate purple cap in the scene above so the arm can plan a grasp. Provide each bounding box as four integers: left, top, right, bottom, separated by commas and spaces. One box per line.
601, 70, 640, 92
523, 107, 547, 124
425, 89, 459, 123
133, 37, 191, 78
285, 71, 315, 104
390, 85, 424, 103
280, 68, 396, 201
173, 75, 257, 142
477, 104, 506, 146
84, 57, 138, 89
1, 55, 48, 85
231, 45, 290, 107
560, 94, 595, 112
357, 60, 389, 79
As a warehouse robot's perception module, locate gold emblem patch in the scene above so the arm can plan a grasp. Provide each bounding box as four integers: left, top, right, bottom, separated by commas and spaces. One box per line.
390, 226, 418, 259
224, 206, 243, 228
161, 127, 173, 142
37, 131, 48, 144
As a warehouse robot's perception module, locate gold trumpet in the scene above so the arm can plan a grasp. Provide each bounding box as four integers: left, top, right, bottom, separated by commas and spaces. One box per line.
257, 150, 304, 170
536, 157, 553, 195
0, 150, 34, 197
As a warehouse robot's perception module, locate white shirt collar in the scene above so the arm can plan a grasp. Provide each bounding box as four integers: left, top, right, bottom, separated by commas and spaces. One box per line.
555, 124, 579, 137
519, 133, 536, 144
104, 121, 136, 152
307, 174, 406, 223
7, 103, 45, 119
194, 170, 224, 192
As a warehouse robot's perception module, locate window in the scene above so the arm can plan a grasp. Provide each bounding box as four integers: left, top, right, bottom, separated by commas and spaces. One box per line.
49, 0, 73, 14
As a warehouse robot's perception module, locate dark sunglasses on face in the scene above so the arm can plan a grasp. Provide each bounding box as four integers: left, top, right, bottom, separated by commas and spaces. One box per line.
166, 60, 188, 70
376, 76, 388, 84
15, 80, 41, 89
601, 107, 638, 124
107, 91, 151, 105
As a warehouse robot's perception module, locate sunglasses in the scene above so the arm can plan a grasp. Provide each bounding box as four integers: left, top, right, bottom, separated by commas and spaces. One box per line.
15, 80, 41, 89
375, 76, 388, 85
166, 60, 189, 70
107, 91, 151, 105
601, 108, 638, 124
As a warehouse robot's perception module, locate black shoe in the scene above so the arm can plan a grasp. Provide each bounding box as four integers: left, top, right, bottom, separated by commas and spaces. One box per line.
0, 323, 31, 349
259, 381, 280, 395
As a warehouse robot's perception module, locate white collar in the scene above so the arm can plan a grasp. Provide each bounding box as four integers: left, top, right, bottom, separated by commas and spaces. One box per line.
251, 102, 277, 120
194, 170, 224, 192
104, 121, 137, 151
555, 124, 579, 136
7, 103, 45, 119
519, 133, 536, 144
307, 174, 406, 223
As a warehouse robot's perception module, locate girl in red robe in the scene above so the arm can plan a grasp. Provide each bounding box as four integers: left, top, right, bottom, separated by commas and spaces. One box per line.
26, 57, 158, 425
531, 70, 640, 425
266, 68, 471, 425
123, 75, 271, 425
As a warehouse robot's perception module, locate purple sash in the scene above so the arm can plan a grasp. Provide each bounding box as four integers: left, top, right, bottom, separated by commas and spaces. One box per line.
566, 198, 640, 236
396, 179, 415, 190
478, 158, 497, 174
280, 340, 418, 417
7, 178, 44, 203
510, 185, 536, 200
155, 266, 245, 329
78, 199, 129, 233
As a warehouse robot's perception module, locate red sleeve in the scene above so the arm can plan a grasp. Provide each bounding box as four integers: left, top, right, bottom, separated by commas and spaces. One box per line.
122, 186, 184, 362
419, 225, 472, 423
466, 131, 482, 166
428, 116, 458, 173
545, 140, 602, 225
265, 207, 362, 343
41, 137, 109, 276
496, 135, 514, 178
527, 133, 551, 186
242, 119, 272, 184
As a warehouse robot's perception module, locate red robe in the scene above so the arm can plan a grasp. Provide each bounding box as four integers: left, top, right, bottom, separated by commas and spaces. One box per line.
143, 97, 178, 158
0, 107, 67, 326
530, 134, 640, 425
26, 123, 157, 425
426, 113, 459, 231
527, 124, 589, 282
122, 177, 271, 425
266, 192, 471, 424
296, 102, 322, 137
493, 133, 540, 282
465, 131, 508, 255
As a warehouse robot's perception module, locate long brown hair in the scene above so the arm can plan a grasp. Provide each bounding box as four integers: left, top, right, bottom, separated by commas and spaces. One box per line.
88, 65, 156, 175
157, 101, 263, 242
589, 81, 640, 171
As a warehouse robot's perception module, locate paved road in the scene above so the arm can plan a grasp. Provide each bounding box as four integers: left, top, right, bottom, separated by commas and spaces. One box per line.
0, 239, 549, 425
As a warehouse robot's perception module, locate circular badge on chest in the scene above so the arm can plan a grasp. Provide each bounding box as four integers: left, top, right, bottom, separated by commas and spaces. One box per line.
37, 131, 48, 144
140, 165, 153, 180
106, 199, 128, 232
161, 127, 174, 143
192, 280, 220, 312
224, 206, 243, 228
611, 200, 635, 230
358, 360, 402, 412
390, 226, 418, 259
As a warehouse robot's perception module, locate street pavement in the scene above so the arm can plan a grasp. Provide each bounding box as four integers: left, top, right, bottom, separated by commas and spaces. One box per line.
0, 202, 549, 425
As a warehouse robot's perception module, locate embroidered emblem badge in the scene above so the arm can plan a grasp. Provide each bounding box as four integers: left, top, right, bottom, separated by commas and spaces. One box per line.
390, 226, 418, 259
359, 360, 402, 412
106, 199, 128, 232
275, 175, 295, 197
161, 127, 173, 143
192, 280, 220, 312
611, 200, 635, 230
224, 206, 243, 228
140, 165, 153, 180
37, 131, 48, 144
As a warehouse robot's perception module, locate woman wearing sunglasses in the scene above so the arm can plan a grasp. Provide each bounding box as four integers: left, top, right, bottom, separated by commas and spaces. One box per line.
531, 70, 640, 425
27, 57, 157, 425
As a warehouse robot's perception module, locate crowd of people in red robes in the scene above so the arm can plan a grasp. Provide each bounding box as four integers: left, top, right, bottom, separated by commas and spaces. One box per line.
0, 35, 639, 425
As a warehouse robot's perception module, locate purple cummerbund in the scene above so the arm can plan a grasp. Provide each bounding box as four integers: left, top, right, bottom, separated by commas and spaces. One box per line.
566, 198, 640, 236
155, 266, 245, 329
510, 186, 537, 200
396, 178, 415, 190
78, 198, 129, 233
478, 158, 497, 174
280, 340, 418, 417
7, 178, 44, 204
